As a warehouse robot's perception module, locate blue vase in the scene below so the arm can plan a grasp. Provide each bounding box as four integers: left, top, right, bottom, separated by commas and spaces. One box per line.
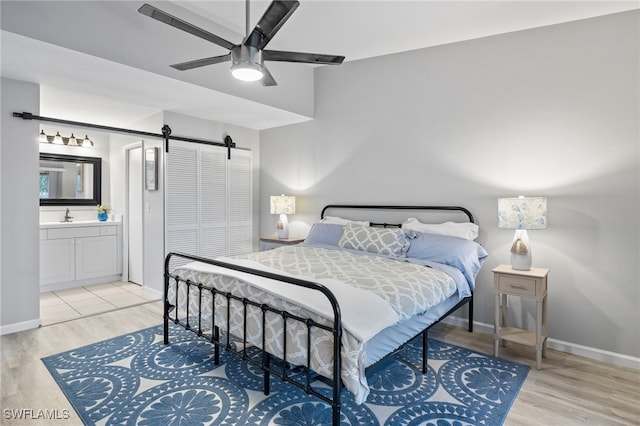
98, 212, 108, 221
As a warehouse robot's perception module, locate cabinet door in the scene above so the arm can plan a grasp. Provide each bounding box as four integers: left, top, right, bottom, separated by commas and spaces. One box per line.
75, 235, 117, 280
40, 239, 75, 285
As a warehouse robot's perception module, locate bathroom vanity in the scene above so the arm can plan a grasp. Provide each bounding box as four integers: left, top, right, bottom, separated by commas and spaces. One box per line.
39, 220, 122, 292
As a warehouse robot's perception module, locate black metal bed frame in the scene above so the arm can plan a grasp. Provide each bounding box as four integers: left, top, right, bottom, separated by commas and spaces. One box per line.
163, 205, 475, 425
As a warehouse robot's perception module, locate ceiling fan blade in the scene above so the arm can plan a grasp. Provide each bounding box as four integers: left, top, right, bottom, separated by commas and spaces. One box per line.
264, 50, 345, 65
245, 1, 299, 50
261, 66, 277, 86
170, 54, 231, 71
138, 3, 235, 51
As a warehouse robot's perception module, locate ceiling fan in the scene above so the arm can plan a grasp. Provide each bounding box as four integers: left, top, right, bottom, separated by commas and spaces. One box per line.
138, 0, 345, 87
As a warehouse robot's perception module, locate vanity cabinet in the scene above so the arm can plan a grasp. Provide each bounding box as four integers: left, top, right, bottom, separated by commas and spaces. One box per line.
40, 238, 76, 284
75, 234, 118, 280
39, 221, 122, 291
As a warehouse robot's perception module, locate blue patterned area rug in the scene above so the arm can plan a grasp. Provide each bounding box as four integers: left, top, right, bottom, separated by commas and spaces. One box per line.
42, 324, 529, 425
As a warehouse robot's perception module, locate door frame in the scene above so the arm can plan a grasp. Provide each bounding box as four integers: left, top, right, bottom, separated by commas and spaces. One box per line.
123, 141, 144, 284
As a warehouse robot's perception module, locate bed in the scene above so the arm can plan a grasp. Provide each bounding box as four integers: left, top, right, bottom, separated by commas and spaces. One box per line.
163, 205, 488, 425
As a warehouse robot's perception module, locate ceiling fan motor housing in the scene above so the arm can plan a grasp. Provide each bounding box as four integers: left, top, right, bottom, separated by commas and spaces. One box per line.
231, 45, 264, 70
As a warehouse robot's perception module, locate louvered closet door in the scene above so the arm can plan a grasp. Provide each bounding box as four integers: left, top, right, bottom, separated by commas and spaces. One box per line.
228, 150, 252, 255
166, 141, 252, 269
166, 144, 198, 269
199, 148, 227, 259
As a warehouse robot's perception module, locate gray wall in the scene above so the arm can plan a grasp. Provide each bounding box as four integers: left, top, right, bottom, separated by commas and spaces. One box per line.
1, 78, 41, 333
260, 11, 640, 360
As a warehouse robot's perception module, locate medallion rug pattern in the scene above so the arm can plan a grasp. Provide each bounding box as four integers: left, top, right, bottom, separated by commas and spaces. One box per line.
42, 324, 529, 425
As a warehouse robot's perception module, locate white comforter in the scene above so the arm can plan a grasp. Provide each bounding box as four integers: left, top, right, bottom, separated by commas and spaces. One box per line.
168, 245, 456, 403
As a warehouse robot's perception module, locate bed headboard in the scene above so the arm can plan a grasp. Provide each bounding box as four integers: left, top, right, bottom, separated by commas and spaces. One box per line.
320, 205, 475, 227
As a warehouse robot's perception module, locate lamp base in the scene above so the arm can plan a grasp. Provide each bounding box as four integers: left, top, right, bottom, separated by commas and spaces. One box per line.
276, 214, 289, 239
511, 253, 532, 271
510, 229, 532, 270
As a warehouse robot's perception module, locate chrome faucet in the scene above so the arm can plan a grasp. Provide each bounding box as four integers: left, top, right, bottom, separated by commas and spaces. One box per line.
63, 208, 73, 222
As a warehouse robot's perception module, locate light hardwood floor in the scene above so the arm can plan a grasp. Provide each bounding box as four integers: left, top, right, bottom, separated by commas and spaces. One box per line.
1, 301, 638, 425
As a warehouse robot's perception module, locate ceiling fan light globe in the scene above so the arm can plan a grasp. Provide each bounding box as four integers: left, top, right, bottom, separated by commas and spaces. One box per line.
231, 63, 264, 81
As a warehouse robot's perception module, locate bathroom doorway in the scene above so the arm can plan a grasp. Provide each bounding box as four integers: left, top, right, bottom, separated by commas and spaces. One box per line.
125, 143, 144, 285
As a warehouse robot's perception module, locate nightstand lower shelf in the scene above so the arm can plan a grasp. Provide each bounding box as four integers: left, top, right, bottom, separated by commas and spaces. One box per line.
496, 326, 547, 348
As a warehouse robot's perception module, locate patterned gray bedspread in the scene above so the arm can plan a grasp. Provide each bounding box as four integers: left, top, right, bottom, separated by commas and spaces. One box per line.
169, 245, 456, 404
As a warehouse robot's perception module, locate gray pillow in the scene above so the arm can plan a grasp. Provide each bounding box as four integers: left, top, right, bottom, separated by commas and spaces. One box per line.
338, 223, 409, 257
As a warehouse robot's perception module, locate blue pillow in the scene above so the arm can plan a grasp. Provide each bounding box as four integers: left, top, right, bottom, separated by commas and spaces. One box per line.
304, 223, 345, 246
406, 231, 488, 288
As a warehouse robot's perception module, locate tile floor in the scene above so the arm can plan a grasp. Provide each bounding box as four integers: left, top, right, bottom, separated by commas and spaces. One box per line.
40, 281, 160, 326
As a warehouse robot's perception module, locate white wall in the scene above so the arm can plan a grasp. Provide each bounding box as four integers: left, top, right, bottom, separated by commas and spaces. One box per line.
0, 78, 41, 333
260, 11, 640, 362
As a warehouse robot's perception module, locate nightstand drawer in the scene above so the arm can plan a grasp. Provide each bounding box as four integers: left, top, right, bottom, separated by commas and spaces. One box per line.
498, 276, 536, 296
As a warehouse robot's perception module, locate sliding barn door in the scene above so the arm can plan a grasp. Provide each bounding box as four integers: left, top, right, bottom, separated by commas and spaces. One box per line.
166, 141, 252, 268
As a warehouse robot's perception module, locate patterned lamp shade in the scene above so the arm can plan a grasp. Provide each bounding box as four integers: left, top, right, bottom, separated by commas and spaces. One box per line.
270, 195, 296, 215
498, 196, 547, 230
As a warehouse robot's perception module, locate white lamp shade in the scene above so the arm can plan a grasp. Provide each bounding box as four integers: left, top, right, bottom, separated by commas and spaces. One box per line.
270, 195, 296, 215
498, 196, 547, 230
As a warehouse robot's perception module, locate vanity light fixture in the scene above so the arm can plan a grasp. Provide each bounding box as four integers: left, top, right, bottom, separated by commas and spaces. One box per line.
53, 131, 64, 145
39, 131, 93, 148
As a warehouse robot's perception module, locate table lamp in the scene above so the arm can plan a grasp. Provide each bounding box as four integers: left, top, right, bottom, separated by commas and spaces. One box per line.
270, 194, 296, 239
498, 196, 547, 270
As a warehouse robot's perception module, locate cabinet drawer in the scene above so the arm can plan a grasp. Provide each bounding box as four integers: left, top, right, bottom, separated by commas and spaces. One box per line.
48, 226, 100, 239
100, 226, 117, 236
498, 276, 536, 296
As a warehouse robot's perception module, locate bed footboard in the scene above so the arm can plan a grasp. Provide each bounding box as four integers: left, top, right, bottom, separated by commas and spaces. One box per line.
164, 251, 344, 426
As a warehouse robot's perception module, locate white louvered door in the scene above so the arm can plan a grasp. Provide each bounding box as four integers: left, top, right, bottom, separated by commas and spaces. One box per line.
228, 151, 252, 255
166, 144, 198, 268
199, 149, 227, 259
166, 142, 252, 268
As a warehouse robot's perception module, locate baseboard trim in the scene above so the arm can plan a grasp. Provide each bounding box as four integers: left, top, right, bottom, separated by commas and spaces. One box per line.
547, 338, 640, 370
441, 316, 640, 371
142, 286, 162, 298
0, 318, 41, 336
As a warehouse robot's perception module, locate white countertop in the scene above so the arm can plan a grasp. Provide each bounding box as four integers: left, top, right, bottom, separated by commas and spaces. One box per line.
40, 220, 122, 229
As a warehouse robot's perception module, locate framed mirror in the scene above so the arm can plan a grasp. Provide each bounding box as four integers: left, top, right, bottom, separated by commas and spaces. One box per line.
39, 153, 102, 206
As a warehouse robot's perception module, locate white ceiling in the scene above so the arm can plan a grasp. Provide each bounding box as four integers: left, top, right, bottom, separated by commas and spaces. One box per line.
1, 1, 638, 130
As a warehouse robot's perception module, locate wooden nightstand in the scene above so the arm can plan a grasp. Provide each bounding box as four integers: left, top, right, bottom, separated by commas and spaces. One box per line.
493, 264, 549, 369
259, 237, 305, 251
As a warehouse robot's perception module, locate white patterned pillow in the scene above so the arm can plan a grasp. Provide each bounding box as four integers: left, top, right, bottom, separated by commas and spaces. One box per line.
338, 223, 409, 257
